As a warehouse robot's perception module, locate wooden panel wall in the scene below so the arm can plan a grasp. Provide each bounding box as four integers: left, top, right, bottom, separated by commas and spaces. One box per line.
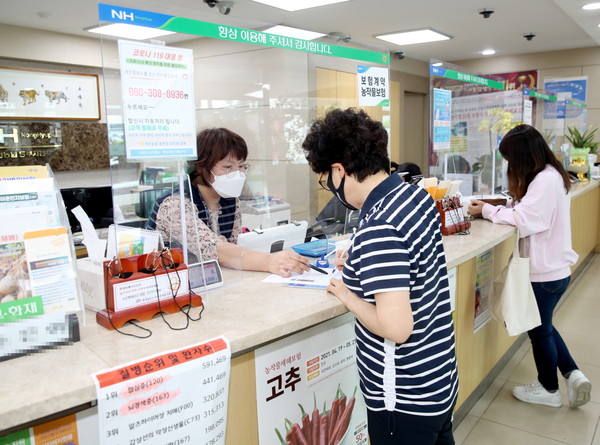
453, 236, 517, 409
571, 186, 600, 269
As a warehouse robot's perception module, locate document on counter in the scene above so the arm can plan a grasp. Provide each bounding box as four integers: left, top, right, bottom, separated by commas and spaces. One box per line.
94, 337, 231, 445
263, 268, 342, 289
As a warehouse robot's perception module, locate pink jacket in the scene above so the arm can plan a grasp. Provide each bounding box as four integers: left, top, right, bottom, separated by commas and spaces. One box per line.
482, 165, 578, 282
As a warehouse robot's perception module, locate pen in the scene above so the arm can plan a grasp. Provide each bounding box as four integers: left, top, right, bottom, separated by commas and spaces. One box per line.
339, 228, 357, 259
308, 263, 329, 275
324, 248, 337, 259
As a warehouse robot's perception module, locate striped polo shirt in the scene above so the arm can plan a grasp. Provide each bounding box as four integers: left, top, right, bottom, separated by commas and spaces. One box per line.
343, 173, 458, 416
146, 182, 238, 241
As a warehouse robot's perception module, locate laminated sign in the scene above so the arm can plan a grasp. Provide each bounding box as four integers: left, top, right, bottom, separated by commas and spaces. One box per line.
255, 313, 368, 445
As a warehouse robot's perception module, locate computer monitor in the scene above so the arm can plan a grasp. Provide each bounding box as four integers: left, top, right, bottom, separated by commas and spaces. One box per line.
236, 221, 308, 253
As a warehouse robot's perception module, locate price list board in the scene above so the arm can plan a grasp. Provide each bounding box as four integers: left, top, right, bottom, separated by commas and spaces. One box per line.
94, 337, 230, 445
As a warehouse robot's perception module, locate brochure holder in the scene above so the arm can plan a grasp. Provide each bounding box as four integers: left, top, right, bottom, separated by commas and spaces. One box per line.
96, 248, 203, 330
436, 197, 471, 236
0, 165, 82, 361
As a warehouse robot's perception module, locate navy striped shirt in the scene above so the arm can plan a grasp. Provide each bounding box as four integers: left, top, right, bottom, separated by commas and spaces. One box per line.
343, 173, 458, 416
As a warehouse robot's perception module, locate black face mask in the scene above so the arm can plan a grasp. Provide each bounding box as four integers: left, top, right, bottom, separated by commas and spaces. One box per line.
327, 171, 358, 211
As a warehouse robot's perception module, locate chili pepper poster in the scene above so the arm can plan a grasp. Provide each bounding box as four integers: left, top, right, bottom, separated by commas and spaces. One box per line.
255, 312, 367, 445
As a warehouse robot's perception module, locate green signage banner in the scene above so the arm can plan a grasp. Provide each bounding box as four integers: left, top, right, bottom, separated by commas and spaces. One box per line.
523, 89, 558, 101
429, 65, 504, 90
98, 3, 390, 65
566, 99, 587, 108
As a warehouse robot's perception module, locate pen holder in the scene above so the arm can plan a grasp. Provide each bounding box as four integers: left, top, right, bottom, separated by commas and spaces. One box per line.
96, 248, 202, 330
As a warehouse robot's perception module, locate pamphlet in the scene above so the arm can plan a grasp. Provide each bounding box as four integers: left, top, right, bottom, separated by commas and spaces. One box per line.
23, 227, 80, 314
106, 225, 162, 259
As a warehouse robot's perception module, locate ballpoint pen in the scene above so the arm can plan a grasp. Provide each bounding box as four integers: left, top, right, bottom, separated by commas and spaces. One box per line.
339, 227, 357, 259
307, 263, 329, 275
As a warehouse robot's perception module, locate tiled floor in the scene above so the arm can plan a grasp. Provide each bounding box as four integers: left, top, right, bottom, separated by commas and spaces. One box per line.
454, 253, 600, 445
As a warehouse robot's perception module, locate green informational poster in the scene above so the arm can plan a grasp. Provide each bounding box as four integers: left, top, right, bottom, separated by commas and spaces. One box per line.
0, 429, 32, 445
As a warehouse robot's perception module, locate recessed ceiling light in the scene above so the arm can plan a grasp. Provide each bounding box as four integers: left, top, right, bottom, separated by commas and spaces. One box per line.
86, 23, 175, 40
263, 25, 326, 40
250, 0, 349, 12
481, 49, 496, 56
375, 28, 452, 46
582, 3, 600, 10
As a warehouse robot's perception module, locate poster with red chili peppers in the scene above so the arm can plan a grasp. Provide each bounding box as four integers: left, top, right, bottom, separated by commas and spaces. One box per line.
255, 313, 367, 445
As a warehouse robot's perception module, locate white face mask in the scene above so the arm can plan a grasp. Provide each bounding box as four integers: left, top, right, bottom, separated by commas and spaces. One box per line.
211, 170, 246, 198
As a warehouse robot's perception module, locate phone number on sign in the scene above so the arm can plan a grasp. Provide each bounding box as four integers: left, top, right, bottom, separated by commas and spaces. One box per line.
128, 87, 189, 99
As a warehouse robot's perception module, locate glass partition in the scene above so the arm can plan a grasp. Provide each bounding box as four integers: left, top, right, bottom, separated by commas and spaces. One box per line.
563, 98, 591, 179
97, 0, 391, 288
429, 60, 518, 196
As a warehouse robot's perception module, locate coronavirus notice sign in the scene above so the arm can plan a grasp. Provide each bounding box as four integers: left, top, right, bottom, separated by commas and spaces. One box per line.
118, 40, 196, 160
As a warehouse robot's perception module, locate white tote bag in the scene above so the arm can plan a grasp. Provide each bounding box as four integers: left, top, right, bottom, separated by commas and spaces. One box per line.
492, 220, 541, 336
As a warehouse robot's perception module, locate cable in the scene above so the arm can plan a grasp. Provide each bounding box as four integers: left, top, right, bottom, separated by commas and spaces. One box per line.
103, 260, 152, 339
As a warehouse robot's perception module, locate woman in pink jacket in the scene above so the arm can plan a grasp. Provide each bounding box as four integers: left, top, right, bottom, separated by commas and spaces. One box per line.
468, 124, 591, 408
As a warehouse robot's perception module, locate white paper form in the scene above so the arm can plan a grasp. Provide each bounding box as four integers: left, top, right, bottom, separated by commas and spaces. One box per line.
94, 337, 231, 445
263, 268, 342, 289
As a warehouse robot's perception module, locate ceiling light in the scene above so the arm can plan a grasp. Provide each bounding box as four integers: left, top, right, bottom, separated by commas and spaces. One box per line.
481, 49, 496, 56
250, 0, 349, 12
86, 23, 175, 40
582, 3, 600, 10
432, 62, 443, 67
375, 28, 452, 46
263, 25, 326, 40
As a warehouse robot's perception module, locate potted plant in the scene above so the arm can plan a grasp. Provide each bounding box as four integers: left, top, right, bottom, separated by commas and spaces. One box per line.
565, 125, 598, 164
476, 108, 519, 192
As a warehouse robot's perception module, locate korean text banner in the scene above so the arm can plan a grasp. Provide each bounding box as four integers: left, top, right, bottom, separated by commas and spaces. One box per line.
99, 3, 389, 65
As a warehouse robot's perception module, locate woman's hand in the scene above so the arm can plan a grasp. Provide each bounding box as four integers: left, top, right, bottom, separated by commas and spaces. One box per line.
332, 252, 348, 271
327, 277, 351, 306
468, 199, 486, 217
268, 251, 310, 277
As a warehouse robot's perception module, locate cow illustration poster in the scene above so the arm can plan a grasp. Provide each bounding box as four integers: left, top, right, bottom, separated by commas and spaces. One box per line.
0, 67, 100, 120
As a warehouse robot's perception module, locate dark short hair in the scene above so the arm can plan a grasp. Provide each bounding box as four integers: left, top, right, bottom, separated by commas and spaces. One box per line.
302, 108, 389, 182
190, 128, 248, 186
499, 124, 570, 202
394, 162, 422, 181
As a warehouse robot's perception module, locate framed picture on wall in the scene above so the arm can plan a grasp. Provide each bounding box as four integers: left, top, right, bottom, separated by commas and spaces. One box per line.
0, 66, 100, 120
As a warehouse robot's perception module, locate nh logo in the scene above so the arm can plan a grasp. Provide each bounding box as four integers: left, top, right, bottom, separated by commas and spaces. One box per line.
0, 128, 19, 144
111, 9, 134, 21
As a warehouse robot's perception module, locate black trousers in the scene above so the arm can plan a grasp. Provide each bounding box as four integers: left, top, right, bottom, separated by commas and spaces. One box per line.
367, 407, 455, 445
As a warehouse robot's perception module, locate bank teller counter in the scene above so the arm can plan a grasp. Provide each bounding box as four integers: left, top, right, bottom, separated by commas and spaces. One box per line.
1, 180, 598, 443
